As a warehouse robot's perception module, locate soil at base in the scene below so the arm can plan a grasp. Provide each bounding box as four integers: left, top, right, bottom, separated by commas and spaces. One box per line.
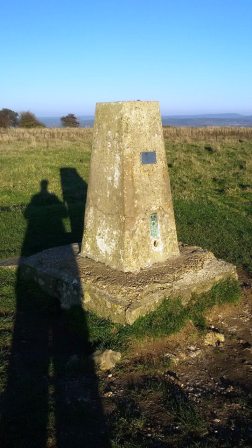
100, 270, 252, 447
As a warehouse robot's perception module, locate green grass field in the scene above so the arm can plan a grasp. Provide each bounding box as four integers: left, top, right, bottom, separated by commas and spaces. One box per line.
1, 127, 252, 272
0, 127, 251, 447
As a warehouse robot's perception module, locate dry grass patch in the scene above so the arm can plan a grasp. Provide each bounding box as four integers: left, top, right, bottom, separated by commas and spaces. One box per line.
163, 126, 252, 142
1, 126, 252, 145
127, 321, 198, 369
0, 127, 93, 144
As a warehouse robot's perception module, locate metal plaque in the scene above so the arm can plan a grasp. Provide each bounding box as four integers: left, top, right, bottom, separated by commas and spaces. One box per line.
150, 213, 159, 238
141, 151, 157, 164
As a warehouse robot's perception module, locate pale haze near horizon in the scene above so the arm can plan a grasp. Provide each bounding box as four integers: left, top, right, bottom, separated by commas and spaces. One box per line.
1, 0, 252, 116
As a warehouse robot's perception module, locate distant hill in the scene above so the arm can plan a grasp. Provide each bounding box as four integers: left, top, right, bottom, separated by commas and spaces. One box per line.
39, 114, 252, 128
170, 113, 244, 119
162, 114, 252, 127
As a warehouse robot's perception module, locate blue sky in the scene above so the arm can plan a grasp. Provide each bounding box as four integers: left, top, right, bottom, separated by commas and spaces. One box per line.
1, 0, 252, 115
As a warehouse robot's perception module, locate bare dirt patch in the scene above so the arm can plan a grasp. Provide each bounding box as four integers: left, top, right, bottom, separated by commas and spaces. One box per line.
101, 272, 252, 447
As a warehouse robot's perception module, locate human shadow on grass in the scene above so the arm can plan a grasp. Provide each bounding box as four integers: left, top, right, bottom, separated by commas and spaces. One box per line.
20, 179, 68, 256
0, 176, 111, 447
19, 172, 87, 256
60, 167, 87, 250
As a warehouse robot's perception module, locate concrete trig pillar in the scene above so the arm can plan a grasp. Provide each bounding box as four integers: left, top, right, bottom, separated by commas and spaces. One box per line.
81, 101, 179, 272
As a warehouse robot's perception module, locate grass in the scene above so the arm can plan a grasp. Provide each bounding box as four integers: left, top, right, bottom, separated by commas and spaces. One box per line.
109, 375, 208, 447
0, 127, 250, 447
0, 127, 251, 271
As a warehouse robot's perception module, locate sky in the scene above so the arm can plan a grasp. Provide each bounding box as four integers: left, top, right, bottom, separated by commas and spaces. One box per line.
1, 0, 252, 116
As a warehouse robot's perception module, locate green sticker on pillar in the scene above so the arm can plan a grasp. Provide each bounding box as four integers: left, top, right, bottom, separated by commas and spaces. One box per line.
150, 213, 159, 238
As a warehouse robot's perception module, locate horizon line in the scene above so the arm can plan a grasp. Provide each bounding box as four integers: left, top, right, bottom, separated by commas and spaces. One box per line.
37, 112, 252, 118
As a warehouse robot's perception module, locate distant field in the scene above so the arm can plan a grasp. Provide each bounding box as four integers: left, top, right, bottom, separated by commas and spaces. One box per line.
0, 127, 252, 273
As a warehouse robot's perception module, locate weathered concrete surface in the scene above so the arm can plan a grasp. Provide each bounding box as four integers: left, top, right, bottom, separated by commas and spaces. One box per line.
81, 101, 179, 272
20, 243, 237, 325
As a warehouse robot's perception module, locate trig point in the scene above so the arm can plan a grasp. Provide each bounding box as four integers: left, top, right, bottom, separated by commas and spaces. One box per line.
81, 101, 179, 272
21, 100, 237, 324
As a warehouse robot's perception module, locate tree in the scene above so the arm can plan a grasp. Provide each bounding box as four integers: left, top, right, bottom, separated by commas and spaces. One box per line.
0, 108, 19, 128
18, 112, 45, 128
60, 113, 80, 128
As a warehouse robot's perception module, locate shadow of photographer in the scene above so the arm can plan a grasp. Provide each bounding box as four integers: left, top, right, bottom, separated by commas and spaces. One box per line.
0, 172, 111, 447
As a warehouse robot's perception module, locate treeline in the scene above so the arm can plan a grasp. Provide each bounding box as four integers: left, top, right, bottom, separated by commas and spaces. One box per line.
0, 108, 80, 128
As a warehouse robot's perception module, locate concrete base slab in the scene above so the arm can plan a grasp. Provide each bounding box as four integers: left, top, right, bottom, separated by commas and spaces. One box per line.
19, 243, 237, 325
